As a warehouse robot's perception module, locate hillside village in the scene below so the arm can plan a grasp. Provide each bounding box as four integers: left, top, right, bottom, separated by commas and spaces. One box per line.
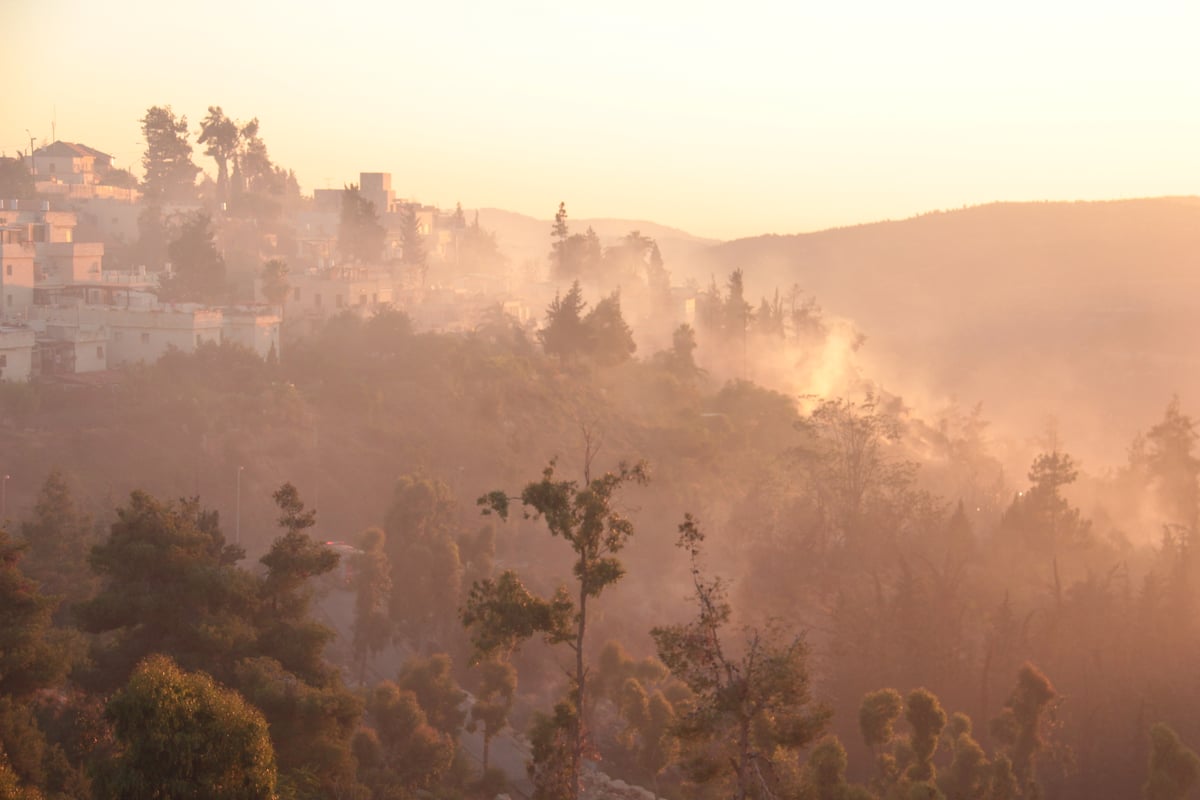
0, 120, 700, 384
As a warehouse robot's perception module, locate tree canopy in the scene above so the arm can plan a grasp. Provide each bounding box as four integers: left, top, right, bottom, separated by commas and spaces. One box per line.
96, 654, 277, 800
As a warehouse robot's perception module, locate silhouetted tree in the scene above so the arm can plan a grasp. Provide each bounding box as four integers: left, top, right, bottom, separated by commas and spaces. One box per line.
396, 654, 467, 741
359, 681, 455, 795
0, 530, 71, 698
19, 468, 96, 624
259, 258, 289, 307
550, 202, 570, 278
77, 492, 248, 690
942, 713, 993, 800
990, 663, 1058, 799
140, 106, 199, 203
399, 204, 427, 272
337, 184, 385, 264
792, 393, 917, 557
467, 456, 649, 800
1143, 397, 1200, 529
1144, 723, 1200, 800
469, 657, 516, 774
383, 474, 462, 649
257, 483, 339, 684
655, 323, 701, 380
538, 281, 589, 361
0, 157, 35, 203
352, 527, 392, 684
197, 106, 242, 206
1000, 451, 1090, 553
793, 736, 875, 800
651, 515, 830, 800
161, 212, 227, 303
859, 688, 904, 785
905, 688, 948, 787
582, 290, 636, 366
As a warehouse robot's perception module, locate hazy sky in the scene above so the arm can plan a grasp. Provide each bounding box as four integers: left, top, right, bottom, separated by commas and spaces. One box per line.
5, 1, 1198, 240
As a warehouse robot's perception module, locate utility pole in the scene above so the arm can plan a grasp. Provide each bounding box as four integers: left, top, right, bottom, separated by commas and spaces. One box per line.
25, 130, 36, 179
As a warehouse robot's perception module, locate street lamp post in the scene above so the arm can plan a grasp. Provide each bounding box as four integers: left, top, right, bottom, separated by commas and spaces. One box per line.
236, 466, 244, 545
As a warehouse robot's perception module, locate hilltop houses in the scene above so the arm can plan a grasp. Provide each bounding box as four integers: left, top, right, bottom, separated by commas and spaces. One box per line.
0, 149, 550, 381
0, 196, 280, 381
26, 141, 139, 203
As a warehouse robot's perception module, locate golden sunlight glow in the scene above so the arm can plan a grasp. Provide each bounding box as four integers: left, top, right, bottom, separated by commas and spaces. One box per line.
4, 0, 1198, 238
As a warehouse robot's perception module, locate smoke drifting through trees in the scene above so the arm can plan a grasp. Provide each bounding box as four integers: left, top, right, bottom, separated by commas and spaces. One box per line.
5, 108, 1200, 798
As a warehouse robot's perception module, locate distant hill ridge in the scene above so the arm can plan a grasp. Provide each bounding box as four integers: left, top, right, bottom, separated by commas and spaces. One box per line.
701, 196, 1200, 467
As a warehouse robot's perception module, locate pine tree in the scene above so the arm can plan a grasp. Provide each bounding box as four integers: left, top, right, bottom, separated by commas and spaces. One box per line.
19, 468, 96, 624
140, 106, 199, 204
550, 202, 570, 278
582, 290, 636, 366
538, 281, 588, 361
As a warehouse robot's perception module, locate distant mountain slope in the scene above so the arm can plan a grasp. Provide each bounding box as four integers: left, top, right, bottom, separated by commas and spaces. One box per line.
476, 207, 718, 274
702, 197, 1200, 467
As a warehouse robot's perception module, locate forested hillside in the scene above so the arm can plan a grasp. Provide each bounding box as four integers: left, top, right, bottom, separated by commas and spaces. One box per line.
3, 289, 1200, 799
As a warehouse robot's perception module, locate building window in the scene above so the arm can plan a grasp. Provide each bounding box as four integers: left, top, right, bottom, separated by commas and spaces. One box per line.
0, 355, 6, 367
5, 264, 10, 276
96, 345, 104, 359
372, 293, 378, 304
140, 332, 150, 345
293, 287, 301, 301
196, 334, 203, 346
314, 294, 321, 308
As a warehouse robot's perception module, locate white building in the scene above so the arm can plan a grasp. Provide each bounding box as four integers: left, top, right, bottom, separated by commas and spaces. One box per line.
0, 202, 118, 323
26, 142, 139, 203
283, 266, 397, 321
31, 321, 109, 376
28, 301, 282, 371
0, 227, 36, 321
39, 241, 104, 287
0, 326, 35, 381
32, 304, 223, 367
222, 307, 282, 359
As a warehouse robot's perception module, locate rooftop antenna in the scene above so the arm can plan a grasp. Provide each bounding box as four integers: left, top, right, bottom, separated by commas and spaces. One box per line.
51, 106, 56, 142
